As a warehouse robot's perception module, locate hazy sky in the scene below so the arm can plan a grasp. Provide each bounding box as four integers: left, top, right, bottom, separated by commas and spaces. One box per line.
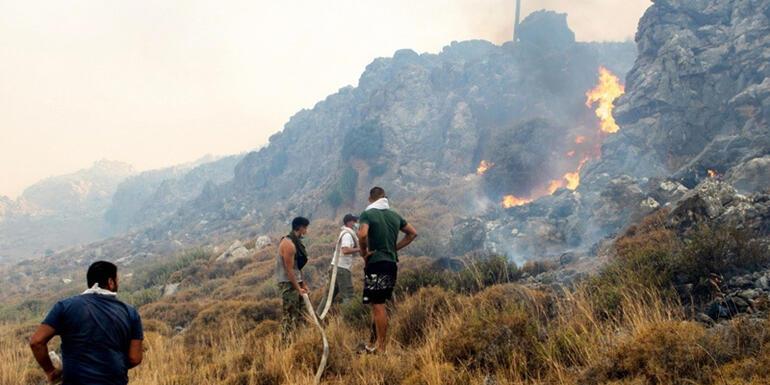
0, 0, 651, 198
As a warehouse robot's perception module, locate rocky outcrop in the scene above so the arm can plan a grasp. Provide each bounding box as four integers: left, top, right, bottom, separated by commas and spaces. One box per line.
587, 0, 770, 187
726, 155, 770, 193
669, 178, 770, 237
155, 11, 635, 243
216, 240, 252, 264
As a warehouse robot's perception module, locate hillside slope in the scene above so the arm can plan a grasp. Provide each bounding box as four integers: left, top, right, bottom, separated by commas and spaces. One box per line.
152, 11, 636, 250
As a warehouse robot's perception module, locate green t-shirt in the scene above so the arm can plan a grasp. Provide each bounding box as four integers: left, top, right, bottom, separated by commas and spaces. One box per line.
359, 208, 407, 265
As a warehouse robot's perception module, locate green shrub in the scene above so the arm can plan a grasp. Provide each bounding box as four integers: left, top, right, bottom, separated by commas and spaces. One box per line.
326, 165, 359, 208
326, 189, 344, 208
127, 248, 211, 290
342, 121, 384, 163
122, 287, 162, 308
451, 255, 522, 294
339, 298, 370, 330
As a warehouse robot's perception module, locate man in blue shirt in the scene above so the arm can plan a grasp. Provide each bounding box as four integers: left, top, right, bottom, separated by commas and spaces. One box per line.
29, 261, 144, 384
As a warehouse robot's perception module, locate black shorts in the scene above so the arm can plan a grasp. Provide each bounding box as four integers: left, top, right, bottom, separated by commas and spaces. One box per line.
362, 261, 398, 304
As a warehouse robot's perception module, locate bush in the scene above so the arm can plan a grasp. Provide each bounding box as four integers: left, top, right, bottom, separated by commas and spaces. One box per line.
340, 298, 370, 330
326, 165, 359, 208
141, 301, 201, 328
392, 287, 458, 346
342, 121, 384, 163
127, 248, 211, 291
595, 210, 769, 314
586, 321, 712, 385
441, 303, 540, 374
451, 255, 522, 294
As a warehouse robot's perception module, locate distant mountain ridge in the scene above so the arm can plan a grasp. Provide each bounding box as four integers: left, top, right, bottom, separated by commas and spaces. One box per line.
0, 160, 134, 259
105, 154, 244, 233
0, 155, 244, 260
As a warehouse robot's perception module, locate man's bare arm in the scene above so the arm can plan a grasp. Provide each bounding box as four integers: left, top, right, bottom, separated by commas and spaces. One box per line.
29, 324, 61, 382
279, 239, 306, 294
358, 224, 370, 262
127, 339, 143, 368
396, 223, 418, 251
341, 246, 359, 255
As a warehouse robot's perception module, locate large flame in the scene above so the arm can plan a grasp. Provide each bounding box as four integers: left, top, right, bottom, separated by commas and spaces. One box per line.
585, 67, 625, 134
477, 160, 494, 175
499, 67, 624, 208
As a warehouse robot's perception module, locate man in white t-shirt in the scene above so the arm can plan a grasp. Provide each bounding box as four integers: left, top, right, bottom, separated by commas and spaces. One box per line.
317, 214, 359, 314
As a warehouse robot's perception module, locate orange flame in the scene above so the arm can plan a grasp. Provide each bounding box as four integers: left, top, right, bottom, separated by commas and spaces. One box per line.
708, 169, 718, 178
502, 194, 534, 208
477, 160, 494, 175
500, 68, 623, 209
585, 67, 625, 134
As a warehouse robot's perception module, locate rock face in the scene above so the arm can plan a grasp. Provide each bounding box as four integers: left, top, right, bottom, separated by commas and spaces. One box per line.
155, 11, 636, 243
726, 155, 770, 193
588, 0, 770, 186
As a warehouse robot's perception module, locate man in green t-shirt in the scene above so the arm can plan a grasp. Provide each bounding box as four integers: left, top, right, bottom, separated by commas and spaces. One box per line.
358, 186, 418, 352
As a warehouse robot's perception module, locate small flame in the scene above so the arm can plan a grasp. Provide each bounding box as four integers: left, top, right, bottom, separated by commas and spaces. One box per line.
502, 194, 533, 208
477, 160, 494, 175
564, 171, 580, 190
708, 169, 718, 178
574, 135, 587, 144
585, 67, 625, 134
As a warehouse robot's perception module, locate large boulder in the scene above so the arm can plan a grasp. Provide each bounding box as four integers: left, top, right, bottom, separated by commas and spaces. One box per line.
216, 240, 252, 263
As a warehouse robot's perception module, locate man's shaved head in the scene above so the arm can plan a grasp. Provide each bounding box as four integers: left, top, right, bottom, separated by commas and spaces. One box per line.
369, 186, 386, 201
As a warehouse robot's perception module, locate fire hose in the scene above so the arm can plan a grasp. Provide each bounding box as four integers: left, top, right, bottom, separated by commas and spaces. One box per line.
318, 229, 350, 320
301, 293, 329, 385
301, 228, 352, 384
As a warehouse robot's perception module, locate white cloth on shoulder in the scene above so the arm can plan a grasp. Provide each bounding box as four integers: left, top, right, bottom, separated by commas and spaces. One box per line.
365, 197, 390, 211
81, 283, 117, 296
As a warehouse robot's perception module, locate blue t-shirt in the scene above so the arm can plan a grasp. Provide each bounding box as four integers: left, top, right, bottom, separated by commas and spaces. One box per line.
42, 294, 143, 385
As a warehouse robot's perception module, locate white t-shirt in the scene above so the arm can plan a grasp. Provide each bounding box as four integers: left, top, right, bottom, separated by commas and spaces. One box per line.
331, 232, 356, 270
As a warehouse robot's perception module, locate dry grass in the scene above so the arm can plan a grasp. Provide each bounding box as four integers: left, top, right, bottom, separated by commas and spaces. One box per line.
2, 213, 769, 385
2, 282, 769, 385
